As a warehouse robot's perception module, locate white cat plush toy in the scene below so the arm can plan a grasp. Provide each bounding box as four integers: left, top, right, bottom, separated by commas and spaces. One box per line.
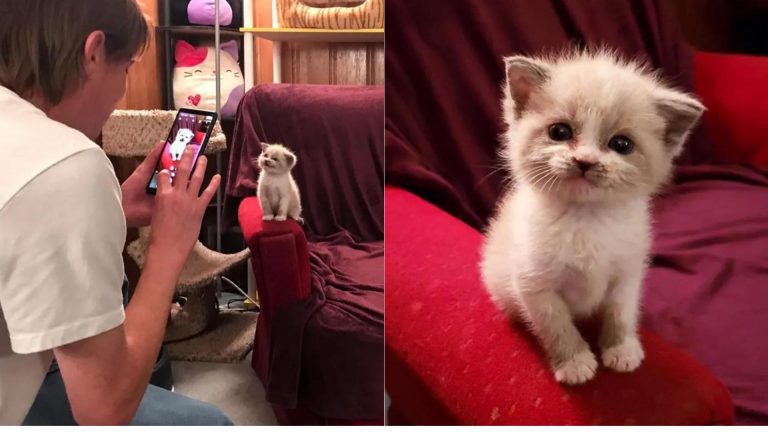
173, 40, 244, 119
169, 128, 195, 161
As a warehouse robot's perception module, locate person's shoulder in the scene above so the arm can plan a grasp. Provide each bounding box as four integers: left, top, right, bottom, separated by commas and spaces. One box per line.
41, 148, 120, 198
1, 148, 120, 216
30, 113, 100, 158
3, 98, 101, 166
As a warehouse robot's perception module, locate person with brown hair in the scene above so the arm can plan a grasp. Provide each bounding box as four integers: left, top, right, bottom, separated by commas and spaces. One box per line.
0, 0, 232, 425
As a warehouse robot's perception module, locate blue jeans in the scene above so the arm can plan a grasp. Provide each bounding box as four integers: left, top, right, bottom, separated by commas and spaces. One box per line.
23, 363, 233, 426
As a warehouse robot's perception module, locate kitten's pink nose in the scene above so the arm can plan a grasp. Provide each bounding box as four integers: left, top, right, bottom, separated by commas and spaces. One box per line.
575, 159, 596, 174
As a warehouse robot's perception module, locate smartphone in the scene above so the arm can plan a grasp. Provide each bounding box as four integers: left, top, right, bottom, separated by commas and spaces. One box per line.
146, 108, 218, 195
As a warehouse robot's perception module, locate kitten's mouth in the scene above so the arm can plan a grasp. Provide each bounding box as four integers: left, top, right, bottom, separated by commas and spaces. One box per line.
565, 173, 598, 187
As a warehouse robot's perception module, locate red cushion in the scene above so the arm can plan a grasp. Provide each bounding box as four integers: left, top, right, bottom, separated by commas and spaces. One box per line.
694, 52, 768, 166
385, 186, 735, 425
238, 196, 311, 384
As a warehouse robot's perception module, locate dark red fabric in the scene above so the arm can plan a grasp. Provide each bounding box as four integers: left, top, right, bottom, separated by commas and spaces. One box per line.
238, 197, 311, 381
385, 0, 713, 230
694, 52, 768, 166
385, 0, 768, 425
267, 233, 384, 419
232, 85, 384, 423
385, 187, 735, 425
643, 165, 768, 425
228, 83, 384, 242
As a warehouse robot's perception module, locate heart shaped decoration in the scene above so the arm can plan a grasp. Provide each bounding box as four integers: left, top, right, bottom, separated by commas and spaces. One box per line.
188, 94, 201, 106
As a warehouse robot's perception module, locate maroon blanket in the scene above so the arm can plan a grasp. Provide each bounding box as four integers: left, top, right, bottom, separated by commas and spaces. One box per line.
386, 0, 768, 424
647, 165, 768, 425
228, 84, 384, 419
386, 0, 712, 229
268, 233, 384, 419
228, 84, 384, 242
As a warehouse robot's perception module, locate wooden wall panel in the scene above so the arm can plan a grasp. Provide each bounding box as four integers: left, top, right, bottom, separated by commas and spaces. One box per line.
368, 43, 384, 85
254, 0, 275, 84
254, 0, 383, 85
281, 41, 383, 85
118, 0, 162, 110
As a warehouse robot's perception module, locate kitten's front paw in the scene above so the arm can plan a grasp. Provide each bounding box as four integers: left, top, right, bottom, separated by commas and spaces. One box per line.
602, 338, 644, 372
263, 214, 275, 221
553, 350, 598, 385
275, 215, 287, 221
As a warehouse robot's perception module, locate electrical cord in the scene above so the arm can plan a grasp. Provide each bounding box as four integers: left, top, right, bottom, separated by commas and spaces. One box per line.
220, 276, 259, 307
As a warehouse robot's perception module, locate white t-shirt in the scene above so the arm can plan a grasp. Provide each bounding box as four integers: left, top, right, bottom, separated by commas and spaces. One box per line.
0, 86, 126, 425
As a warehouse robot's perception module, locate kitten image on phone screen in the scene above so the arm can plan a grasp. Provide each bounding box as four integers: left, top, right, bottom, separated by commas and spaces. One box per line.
169, 128, 195, 161
480, 48, 704, 385
257, 143, 302, 223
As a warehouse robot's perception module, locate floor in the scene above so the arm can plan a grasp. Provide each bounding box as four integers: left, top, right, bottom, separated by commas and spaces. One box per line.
172, 352, 278, 425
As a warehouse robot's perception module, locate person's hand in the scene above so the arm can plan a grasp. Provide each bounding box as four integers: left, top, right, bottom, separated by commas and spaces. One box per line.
149, 146, 220, 269
121, 141, 164, 227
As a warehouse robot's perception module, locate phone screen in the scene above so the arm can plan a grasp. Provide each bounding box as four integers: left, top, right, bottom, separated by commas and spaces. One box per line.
146, 109, 217, 194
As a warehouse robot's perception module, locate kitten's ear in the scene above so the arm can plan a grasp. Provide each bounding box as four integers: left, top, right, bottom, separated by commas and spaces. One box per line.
654, 89, 705, 156
260, 142, 269, 153
284, 152, 297, 168
504, 56, 550, 119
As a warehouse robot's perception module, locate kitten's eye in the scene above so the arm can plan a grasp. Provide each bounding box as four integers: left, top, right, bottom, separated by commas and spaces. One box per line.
608, 135, 634, 155
548, 123, 573, 141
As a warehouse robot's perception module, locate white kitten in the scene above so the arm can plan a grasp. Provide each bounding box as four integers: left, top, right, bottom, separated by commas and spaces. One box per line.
480, 49, 704, 385
257, 143, 302, 223
169, 128, 194, 161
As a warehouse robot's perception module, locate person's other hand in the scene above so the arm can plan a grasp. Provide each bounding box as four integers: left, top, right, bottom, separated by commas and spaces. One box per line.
121, 141, 163, 227
150, 146, 220, 270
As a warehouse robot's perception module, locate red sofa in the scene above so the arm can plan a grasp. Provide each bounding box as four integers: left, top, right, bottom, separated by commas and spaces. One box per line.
386, 0, 768, 425
231, 84, 384, 425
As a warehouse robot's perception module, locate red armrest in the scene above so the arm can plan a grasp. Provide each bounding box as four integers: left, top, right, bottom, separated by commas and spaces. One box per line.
694, 51, 768, 166
238, 196, 312, 325
385, 186, 734, 425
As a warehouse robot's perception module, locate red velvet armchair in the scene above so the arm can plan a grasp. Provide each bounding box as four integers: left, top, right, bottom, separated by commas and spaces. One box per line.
231, 84, 384, 425
385, 0, 768, 426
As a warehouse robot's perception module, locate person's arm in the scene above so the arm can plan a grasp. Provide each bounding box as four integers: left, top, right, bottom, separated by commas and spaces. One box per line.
52, 146, 218, 425
52, 242, 184, 425
0, 144, 217, 425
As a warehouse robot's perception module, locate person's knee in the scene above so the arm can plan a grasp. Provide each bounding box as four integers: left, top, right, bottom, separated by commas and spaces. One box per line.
197, 403, 234, 426
133, 386, 234, 426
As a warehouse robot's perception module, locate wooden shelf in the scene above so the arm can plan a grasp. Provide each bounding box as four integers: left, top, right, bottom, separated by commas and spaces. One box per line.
157, 25, 244, 38
240, 27, 383, 43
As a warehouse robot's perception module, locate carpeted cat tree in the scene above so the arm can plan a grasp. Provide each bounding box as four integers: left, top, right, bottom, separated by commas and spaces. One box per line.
102, 110, 251, 348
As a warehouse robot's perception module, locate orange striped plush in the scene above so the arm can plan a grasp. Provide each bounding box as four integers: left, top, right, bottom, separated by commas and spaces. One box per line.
277, 0, 383, 29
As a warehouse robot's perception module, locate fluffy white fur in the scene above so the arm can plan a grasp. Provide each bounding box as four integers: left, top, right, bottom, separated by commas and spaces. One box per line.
480, 48, 704, 385
169, 128, 194, 161
257, 143, 302, 222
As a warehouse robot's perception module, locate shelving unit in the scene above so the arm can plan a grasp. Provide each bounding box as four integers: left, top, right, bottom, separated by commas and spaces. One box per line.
157, 0, 248, 257
241, 1, 384, 86
157, 25, 244, 38
240, 27, 384, 43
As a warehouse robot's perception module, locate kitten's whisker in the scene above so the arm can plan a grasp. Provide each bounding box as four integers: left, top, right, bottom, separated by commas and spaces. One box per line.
476, 166, 508, 188
526, 169, 553, 188
542, 172, 559, 194
527, 170, 553, 187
